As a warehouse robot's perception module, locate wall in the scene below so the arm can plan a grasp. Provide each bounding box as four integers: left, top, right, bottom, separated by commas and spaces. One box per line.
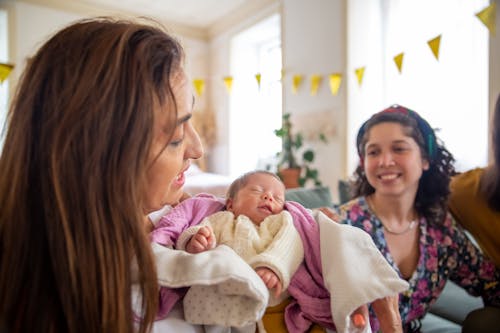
0, 0, 209, 113
281, 0, 347, 201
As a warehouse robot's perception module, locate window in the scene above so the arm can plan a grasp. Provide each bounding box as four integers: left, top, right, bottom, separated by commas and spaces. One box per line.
228, 14, 282, 178
348, 0, 489, 172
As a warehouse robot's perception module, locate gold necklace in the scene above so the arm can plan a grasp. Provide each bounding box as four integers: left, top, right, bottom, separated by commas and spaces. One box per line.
381, 220, 417, 235
367, 196, 418, 236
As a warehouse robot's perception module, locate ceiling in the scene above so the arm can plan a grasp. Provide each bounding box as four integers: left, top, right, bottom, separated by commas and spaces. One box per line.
77, 0, 252, 30
21, 0, 278, 39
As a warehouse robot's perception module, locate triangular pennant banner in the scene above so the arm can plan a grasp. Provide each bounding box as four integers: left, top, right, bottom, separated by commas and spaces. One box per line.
193, 79, 205, 97
476, 3, 496, 36
427, 35, 441, 61
310, 74, 322, 96
292, 75, 303, 94
255, 73, 261, 89
0, 63, 14, 83
393, 52, 404, 73
223, 76, 233, 94
329, 73, 342, 96
355, 67, 365, 86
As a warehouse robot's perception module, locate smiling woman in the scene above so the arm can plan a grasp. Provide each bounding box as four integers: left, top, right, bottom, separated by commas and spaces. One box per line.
335, 105, 500, 332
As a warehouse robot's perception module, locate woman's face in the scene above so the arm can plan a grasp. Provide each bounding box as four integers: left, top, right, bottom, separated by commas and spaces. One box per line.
144, 70, 203, 213
363, 122, 429, 199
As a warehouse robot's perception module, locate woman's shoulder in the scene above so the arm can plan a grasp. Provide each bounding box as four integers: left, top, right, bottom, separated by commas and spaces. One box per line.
450, 167, 484, 192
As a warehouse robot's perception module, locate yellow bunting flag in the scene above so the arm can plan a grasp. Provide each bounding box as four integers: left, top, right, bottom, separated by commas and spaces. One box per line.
255, 73, 261, 89
0, 63, 14, 83
354, 67, 365, 86
427, 35, 441, 61
310, 74, 322, 96
280, 69, 285, 81
193, 79, 205, 97
223, 76, 233, 94
393, 52, 404, 73
476, 3, 496, 36
292, 74, 303, 94
328, 73, 342, 96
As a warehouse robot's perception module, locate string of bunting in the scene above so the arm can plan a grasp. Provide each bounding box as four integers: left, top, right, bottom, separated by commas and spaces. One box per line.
189, 3, 495, 97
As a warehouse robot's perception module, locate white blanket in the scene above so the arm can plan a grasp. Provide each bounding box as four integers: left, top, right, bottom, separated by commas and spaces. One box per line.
316, 211, 409, 333
152, 243, 269, 328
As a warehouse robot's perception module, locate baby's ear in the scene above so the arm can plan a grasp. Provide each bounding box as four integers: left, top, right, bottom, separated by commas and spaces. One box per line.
225, 198, 233, 211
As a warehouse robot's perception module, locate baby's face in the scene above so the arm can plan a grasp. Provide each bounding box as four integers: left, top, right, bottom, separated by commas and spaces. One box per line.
226, 173, 285, 225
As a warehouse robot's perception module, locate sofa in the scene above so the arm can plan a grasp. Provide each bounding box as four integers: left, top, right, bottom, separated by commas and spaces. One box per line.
284, 186, 484, 333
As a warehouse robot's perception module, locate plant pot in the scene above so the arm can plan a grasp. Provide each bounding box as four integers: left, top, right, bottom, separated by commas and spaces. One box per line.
278, 167, 301, 189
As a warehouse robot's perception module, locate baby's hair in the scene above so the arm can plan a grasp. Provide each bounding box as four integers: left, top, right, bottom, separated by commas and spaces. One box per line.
226, 170, 283, 199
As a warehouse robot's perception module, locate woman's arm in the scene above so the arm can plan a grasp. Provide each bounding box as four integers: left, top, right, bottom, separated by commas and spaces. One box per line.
371, 296, 403, 333
446, 214, 500, 306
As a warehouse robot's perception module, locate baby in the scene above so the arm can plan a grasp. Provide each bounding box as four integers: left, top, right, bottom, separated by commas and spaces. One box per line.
176, 170, 303, 299
150, 170, 370, 332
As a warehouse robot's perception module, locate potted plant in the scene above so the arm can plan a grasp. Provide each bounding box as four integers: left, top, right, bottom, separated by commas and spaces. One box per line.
272, 113, 327, 188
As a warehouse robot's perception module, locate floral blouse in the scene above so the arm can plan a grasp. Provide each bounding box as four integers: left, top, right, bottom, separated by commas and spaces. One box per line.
334, 197, 500, 330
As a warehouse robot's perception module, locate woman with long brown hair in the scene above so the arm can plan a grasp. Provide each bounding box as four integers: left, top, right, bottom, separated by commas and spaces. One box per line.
0, 18, 202, 332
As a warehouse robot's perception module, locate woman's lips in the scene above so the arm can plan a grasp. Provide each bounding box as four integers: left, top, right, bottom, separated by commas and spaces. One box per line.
378, 173, 399, 180
174, 171, 185, 187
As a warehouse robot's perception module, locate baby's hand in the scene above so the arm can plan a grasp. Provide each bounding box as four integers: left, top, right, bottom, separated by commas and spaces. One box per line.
186, 226, 215, 254
255, 267, 282, 298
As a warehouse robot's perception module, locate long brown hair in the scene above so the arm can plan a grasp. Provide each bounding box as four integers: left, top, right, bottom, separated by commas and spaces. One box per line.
0, 18, 183, 332
481, 94, 500, 211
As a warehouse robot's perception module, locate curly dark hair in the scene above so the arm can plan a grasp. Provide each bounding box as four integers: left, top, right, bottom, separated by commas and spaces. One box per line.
351, 106, 456, 225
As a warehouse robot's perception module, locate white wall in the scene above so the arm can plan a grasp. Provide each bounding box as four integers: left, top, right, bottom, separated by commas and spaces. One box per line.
282, 0, 347, 201
1, 1, 209, 112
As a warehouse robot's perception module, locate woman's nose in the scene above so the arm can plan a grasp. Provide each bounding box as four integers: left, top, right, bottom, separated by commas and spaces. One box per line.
185, 122, 203, 160
379, 151, 395, 167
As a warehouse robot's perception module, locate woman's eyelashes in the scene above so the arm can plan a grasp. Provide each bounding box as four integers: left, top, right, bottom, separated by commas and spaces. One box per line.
365, 144, 410, 157
168, 138, 183, 147
168, 125, 185, 147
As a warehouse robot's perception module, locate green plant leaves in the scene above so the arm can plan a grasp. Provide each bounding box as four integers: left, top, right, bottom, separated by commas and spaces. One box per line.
274, 112, 326, 187
302, 150, 314, 162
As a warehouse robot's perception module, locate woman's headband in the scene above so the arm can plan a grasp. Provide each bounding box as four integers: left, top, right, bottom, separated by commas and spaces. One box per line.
356, 105, 437, 162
